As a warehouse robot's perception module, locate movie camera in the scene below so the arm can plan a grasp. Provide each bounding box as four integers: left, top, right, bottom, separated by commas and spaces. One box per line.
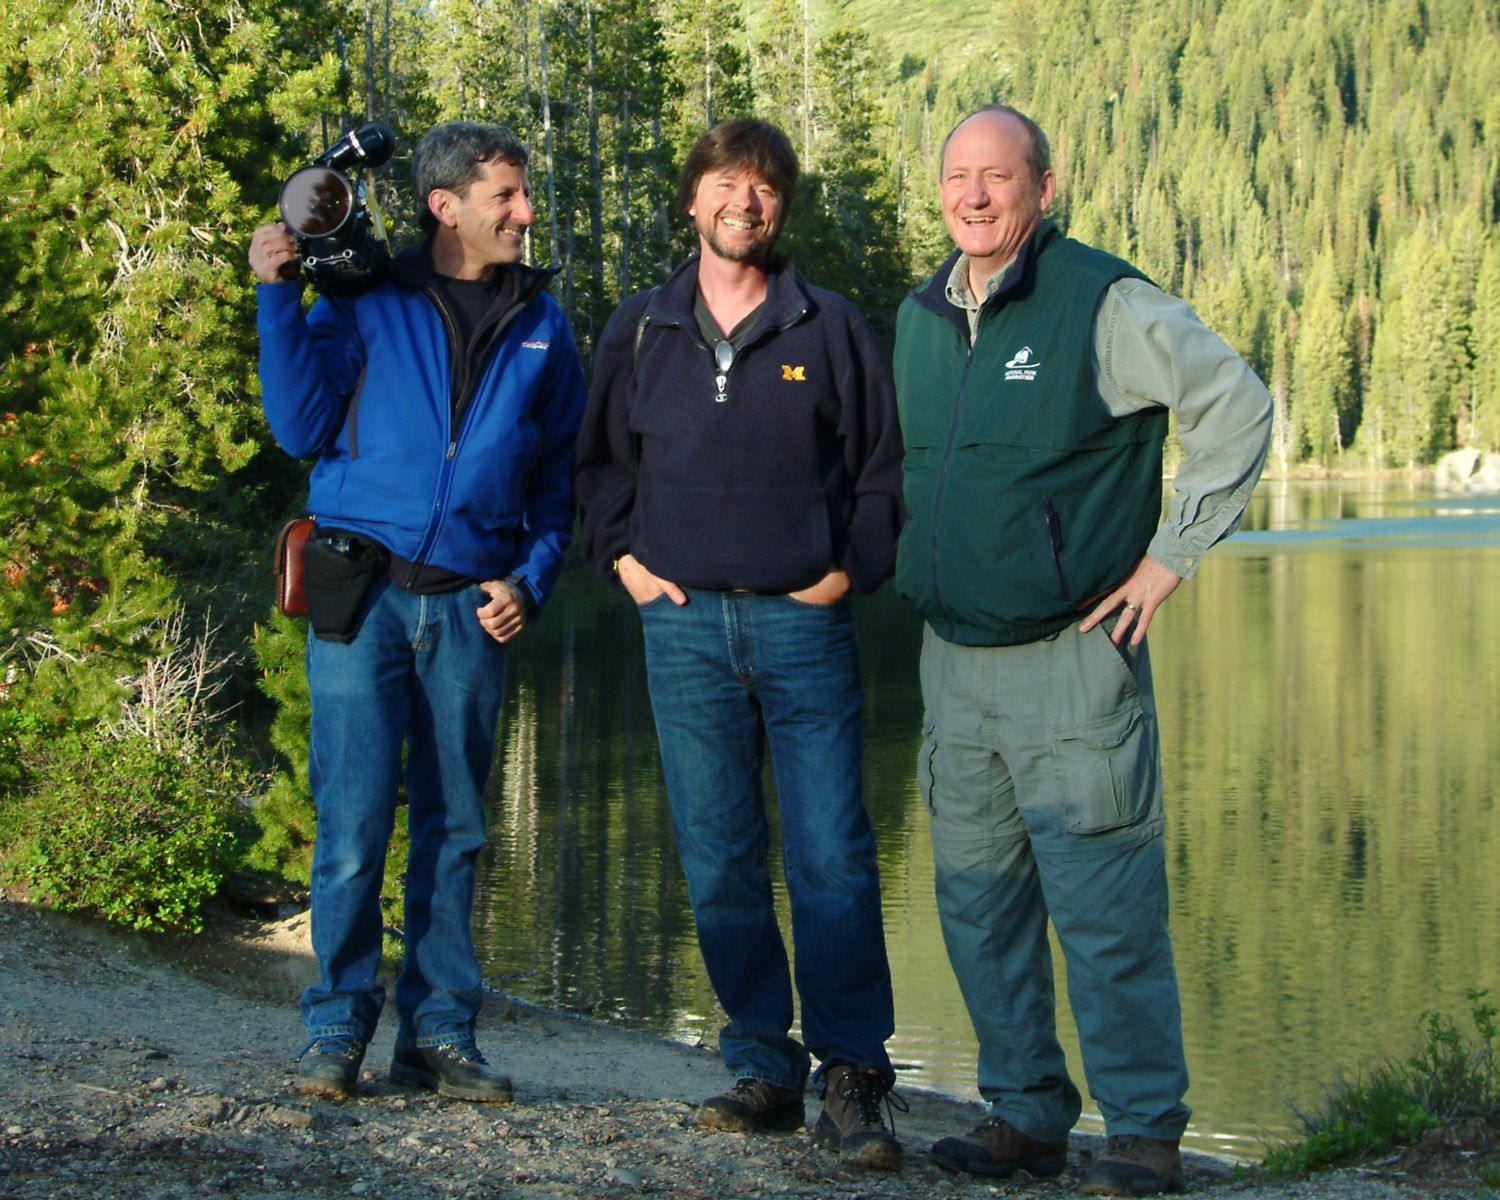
278, 122, 396, 292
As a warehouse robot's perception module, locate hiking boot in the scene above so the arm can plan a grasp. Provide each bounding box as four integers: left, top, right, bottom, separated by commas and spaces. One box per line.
929, 1114, 1068, 1178
811, 1063, 905, 1171
389, 1041, 514, 1103
294, 1036, 367, 1099
1078, 1135, 1184, 1195
696, 1077, 805, 1133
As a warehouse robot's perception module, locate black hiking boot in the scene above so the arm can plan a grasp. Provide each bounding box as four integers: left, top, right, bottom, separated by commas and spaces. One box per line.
389, 1041, 514, 1103
294, 1036, 367, 1100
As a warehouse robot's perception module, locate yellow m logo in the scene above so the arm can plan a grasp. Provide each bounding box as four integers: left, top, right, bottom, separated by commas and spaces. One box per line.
781, 365, 806, 381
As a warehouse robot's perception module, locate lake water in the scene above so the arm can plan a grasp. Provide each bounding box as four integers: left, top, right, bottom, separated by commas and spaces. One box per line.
473, 479, 1500, 1158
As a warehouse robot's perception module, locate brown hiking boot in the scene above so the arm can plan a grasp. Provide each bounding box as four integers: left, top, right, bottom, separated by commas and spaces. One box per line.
929, 1114, 1068, 1178
696, 1077, 806, 1133
1078, 1135, 1185, 1195
811, 1064, 906, 1171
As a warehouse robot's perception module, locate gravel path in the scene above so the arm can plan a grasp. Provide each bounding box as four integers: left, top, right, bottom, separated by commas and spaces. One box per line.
0, 899, 1475, 1199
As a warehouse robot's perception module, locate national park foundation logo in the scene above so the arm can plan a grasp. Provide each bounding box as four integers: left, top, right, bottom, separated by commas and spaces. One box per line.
1004, 347, 1041, 382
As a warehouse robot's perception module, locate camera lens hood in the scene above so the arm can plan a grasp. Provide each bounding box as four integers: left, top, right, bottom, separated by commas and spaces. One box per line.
279, 165, 355, 238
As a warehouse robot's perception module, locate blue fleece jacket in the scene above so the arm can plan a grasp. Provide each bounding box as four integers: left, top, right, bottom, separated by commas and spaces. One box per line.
257, 247, 586, 606
575, 255, 904, 594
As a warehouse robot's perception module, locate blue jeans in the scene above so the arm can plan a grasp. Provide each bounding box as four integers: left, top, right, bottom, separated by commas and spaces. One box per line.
301, 576, 507, 1049
918, 621, 1190, 1142
639, 589, 895, 1092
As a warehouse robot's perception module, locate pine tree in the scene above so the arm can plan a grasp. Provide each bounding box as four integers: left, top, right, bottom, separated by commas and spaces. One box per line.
1, 0, 331, 698
1290, 248, 1351, 464
1471, 238, 1500, 452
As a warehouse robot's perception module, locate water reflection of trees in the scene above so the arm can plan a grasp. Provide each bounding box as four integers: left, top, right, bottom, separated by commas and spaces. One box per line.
472, 573, 711, 1029
1158, 498, 1500, 1137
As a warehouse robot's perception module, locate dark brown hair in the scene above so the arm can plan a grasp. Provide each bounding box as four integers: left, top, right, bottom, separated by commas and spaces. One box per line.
677, 119, 800, 220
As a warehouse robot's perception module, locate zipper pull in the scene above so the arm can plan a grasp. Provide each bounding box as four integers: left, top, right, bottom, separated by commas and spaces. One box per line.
446, 440, 457, 460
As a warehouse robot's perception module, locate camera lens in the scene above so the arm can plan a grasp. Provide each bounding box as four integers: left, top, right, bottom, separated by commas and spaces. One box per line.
279, 166, 354, 237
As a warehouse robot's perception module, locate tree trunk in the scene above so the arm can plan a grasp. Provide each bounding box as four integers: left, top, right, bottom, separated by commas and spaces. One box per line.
704, 26, 714, 124
586, 1, 604, 301
536, 0, 560, 266
801, 0, 812, 170
363, 0, 377, 120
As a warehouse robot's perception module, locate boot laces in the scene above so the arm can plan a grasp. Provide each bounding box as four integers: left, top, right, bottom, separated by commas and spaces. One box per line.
835, 1069, 908, 1133
301, 1036, 363, 1060
438, 1042, 488, 1064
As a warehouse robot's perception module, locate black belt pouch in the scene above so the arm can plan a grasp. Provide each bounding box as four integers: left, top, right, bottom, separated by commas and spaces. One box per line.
303, 528, 385, 643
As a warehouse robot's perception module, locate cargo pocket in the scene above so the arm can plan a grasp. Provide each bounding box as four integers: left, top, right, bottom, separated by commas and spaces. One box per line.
1051, 705, 1150, 834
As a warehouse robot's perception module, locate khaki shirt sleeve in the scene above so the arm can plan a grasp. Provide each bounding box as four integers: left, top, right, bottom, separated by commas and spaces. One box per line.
1093, 278, 1273, 579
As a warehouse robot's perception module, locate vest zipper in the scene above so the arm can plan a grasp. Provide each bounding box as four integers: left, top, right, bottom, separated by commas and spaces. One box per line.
928, 334, 972, 624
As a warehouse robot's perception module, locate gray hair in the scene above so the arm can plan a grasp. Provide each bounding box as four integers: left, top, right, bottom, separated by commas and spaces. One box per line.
941, 105, 1052, 182
412, 122, 530, 234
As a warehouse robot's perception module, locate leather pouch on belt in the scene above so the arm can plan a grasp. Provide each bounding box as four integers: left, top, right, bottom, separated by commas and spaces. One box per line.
303, 530, 385, 644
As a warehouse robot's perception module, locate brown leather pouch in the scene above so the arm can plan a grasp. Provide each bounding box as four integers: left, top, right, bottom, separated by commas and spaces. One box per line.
275, 517, 315, 616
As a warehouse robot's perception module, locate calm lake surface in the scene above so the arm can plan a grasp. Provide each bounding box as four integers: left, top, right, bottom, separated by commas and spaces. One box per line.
473, 479, 1500, 1158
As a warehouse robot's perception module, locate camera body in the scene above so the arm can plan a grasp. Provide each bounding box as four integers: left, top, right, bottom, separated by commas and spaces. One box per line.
278, 123, 396, 293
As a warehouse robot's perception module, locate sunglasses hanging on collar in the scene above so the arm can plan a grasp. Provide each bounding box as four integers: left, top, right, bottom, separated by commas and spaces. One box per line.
713, 339, 735, 403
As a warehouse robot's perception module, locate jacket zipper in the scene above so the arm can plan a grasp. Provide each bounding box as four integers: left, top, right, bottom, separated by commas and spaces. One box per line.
403, 279, 535, 588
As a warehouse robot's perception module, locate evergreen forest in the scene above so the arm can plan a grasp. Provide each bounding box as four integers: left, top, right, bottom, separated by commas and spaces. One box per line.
1, 0, 1497, 924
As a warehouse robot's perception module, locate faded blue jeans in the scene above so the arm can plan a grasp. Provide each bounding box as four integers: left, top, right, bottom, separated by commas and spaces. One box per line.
301, 576, 507, 1049
640, 589, 895, 1092
918, 620, 1191, 1143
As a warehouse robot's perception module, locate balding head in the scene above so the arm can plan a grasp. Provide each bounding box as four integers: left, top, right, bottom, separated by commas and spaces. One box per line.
941, 106, 1051, 185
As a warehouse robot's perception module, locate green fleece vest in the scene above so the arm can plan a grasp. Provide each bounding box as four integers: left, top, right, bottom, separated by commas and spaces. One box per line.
894, 223, 1167, 646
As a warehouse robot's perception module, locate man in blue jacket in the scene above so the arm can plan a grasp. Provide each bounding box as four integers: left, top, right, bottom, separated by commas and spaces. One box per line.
576, 120, 906, 1170
249, 121, 585, 1103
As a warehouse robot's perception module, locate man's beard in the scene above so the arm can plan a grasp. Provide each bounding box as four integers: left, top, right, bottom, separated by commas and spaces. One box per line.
703, 221, 776, 264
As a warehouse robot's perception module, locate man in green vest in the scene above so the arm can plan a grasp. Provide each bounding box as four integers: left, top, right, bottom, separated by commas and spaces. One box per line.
895, 105, 1272, 1195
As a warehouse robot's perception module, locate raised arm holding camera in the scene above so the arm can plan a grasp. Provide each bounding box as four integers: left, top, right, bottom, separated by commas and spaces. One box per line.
250, 121, 585, 1103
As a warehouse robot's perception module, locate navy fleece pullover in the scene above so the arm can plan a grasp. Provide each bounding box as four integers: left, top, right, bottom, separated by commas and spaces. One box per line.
575, 255, 904, 595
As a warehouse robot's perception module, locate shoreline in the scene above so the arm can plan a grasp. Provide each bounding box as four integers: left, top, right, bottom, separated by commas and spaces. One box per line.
0, 897, 1474, 1198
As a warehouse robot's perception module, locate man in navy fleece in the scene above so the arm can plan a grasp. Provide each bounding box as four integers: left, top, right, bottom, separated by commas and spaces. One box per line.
250, 122, 584, 1103
575, 119, 905, 1169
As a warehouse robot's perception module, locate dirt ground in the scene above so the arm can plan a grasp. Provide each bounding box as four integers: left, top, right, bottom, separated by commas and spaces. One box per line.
0, 897, 1484, 1199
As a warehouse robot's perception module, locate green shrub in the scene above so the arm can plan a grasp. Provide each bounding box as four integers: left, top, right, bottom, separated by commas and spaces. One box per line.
246, 610, 316, 881
1, 610, 256, 932
1266, 989, 1499, 1174
6, 729, 246, 931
